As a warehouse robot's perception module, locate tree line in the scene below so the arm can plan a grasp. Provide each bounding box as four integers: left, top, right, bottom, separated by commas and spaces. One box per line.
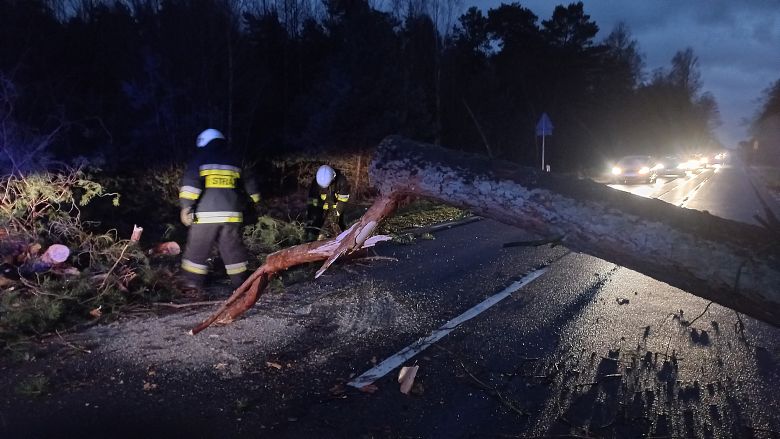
0, 0, 730, 175
745, 79, 780, 166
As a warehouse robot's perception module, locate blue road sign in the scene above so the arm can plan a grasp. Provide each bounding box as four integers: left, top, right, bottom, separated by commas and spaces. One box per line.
536, 113, 553, 136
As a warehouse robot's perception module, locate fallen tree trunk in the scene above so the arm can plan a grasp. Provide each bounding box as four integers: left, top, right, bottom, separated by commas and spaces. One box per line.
193, 135, 780, 333
370, 136, 780, 327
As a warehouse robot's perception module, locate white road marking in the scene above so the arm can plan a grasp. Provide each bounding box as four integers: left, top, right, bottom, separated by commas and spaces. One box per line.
347, 267, 548, 389
679, 180, 706, 208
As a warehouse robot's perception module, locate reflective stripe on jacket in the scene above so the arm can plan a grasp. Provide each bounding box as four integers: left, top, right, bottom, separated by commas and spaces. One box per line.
179, 144, 260, 223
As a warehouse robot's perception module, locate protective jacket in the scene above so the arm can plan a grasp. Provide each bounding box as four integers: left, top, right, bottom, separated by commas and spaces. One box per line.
306, 169, 350, 239
179, 144, 260, 223
308, 170, 350, 217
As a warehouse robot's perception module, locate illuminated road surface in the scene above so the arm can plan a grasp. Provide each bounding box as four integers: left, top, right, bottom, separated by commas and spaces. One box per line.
270, 162, 780, 438
245, 163, 776, 437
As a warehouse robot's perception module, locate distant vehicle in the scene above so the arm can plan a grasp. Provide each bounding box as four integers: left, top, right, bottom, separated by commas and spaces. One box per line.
683, 154, 706, 171
655, 155, 687, 177
712, 151, 728, 165
611, 155, 658, 184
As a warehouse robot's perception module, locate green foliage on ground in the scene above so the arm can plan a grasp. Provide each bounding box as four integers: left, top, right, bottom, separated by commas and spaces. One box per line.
377, 200, 470, 237
0, 167, 179, 351
0, 168, 119, 241
242, 215, 307, 257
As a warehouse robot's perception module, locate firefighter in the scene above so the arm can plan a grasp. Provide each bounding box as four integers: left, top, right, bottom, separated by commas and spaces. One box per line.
178, 128, 261, 291
306, 165, 351, 241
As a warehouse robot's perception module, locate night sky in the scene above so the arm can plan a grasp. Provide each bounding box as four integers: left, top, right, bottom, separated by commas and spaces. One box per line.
469, 0, 780, 148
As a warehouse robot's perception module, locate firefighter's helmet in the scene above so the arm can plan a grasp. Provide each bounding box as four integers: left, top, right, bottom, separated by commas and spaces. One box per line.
316, 165, 336, 188
196, 128, 225, 148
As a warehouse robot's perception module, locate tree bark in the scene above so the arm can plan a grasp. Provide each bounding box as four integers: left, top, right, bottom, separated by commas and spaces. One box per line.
369, 135, 780, 327
192, 135, 780, 333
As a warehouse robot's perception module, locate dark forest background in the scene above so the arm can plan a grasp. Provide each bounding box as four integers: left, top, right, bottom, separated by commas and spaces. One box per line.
1, 0, 737, 178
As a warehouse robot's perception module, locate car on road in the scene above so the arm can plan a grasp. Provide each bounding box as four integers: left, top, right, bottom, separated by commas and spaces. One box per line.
655, 155, 687, 177
711, 151, 728, 166
679, 154, 705, 171
611, 155, 658, 184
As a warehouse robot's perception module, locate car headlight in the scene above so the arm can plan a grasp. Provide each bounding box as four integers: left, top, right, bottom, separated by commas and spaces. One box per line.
677, 163, 687, 169
639, 166, 650, 174
611, 167, 622, 175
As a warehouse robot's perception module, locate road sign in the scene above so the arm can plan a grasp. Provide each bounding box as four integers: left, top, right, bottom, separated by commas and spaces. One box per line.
535, 113, 553, 136
536, 113, 553, 171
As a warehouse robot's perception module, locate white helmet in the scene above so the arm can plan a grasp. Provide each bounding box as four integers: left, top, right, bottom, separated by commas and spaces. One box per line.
316, 165, 336, 188
196, 128, 225, 148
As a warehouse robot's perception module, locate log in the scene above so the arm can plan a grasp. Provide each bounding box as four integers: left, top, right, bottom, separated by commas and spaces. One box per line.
369, 135, 780, 327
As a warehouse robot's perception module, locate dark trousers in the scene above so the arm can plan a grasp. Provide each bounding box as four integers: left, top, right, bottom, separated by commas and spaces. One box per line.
181, 223, 249, 289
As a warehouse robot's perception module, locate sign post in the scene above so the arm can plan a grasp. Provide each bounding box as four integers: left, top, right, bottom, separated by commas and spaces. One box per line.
535, 113, 553, 171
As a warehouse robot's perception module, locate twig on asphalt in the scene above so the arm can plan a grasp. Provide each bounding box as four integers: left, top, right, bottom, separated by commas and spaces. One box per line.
732, 311, 763, 350
654, 312, 678, 332
355, 256, 399, 262
663, 335, 673, 360
456, 359, 528, 416
684, 301, 714, 327
152, 300, 223, 308
55, 330, 91, 354
433, 344, 528, 417
502, 235, 565, 248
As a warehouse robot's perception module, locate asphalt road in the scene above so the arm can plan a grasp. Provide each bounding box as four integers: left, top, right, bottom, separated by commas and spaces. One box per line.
2, 163, 779, 439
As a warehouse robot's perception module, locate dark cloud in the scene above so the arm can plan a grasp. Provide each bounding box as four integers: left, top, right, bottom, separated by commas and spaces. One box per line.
467, 0, 780, 146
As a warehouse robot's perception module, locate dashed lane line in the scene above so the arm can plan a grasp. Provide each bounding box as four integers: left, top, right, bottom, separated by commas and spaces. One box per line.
679, 180, 707, 208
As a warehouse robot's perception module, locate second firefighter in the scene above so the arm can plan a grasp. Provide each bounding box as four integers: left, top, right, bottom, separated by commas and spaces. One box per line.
306, 165, 350, 241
